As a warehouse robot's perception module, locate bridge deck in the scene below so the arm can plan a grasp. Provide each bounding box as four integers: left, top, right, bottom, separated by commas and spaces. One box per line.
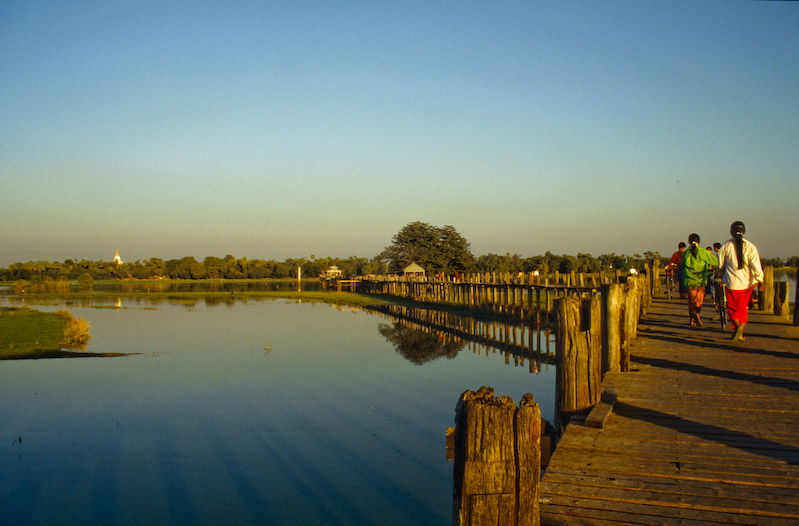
540, 296, 799, 525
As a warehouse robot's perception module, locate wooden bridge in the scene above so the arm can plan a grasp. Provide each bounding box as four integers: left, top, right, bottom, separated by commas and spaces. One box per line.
539, 295, 799, 525
357, 270, 632, 324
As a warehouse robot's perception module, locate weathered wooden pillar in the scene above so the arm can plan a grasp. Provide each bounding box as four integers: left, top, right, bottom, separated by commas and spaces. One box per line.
775, 281, 791, 320
621, 277, 641, 371
555, 295, 601, 427
546, 289, 553, 317
795, 262, 799, 327
642, 262, 652, 312
651, 259, 661, 296
762, 266, 774, 313
447, 387, 541, 526
535, 287, 542, 326
601, 283, 623, 374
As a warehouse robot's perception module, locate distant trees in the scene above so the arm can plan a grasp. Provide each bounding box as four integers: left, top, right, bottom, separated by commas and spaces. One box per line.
379, 222, 475, 275
0, 254, 393, 281
1, 243, 794, 283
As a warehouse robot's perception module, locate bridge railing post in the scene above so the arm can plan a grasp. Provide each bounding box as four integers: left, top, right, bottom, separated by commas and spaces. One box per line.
555, 295, 601, 433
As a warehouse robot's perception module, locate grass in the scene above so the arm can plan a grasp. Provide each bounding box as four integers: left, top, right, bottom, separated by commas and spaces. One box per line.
0, 307, 91, 359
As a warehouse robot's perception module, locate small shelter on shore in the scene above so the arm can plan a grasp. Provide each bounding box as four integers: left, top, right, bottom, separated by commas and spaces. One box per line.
322, 265, 343, 279
401, 262, 425, 277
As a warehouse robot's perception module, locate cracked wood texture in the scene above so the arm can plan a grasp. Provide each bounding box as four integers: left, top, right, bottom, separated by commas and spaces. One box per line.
452, 387, 541, 526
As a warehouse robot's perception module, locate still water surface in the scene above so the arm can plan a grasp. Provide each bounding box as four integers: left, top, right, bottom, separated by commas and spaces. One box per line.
0, 294, 554, 525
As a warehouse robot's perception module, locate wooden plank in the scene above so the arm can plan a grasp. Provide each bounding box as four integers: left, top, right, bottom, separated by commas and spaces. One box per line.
553, 429, 799, 461
584, 389, 617, 429
541, 499, 799, 526
541, 480, 799, 515
545, 446, 799, 482
541, 493, 799, 525
542, 470, 799, 501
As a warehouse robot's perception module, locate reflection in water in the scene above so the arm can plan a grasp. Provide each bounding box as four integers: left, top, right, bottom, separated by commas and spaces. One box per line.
378, 322, 464, 364
370, 305, 555, 373
91, 279, 317, 294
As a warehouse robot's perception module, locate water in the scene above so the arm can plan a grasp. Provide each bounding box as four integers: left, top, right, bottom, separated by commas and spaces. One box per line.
89, 279, 323, 294
774, 269, 797, 299
0, 293, 555, 525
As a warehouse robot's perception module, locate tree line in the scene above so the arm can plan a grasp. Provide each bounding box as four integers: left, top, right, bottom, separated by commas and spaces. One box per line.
2, 222, 795, 282
5, 251, 795, 283
0, 255, 385, 282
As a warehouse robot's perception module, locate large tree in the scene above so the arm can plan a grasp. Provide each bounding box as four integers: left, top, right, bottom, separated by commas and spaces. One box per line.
380, 222, 474, 275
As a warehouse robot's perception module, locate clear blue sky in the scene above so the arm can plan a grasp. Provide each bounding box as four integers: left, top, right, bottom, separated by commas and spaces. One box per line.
2, 1, 797, 266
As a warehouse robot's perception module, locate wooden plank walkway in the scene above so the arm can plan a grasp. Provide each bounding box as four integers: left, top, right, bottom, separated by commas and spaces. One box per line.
540, 295, 799, 525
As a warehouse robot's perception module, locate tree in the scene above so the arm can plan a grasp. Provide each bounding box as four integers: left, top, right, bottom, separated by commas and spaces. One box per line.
77, 272, 94, 289
166, 257, 201, 279
204, 257, 226, 279
379, 222, 474, 275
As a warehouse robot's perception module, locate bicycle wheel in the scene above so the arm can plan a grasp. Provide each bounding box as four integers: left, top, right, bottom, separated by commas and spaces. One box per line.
713, 280, 726, 330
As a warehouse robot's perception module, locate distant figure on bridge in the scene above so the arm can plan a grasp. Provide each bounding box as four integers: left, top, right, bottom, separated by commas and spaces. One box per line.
680, 233, 718, 327
718, 221, 764, 342
667, 242, 687, 298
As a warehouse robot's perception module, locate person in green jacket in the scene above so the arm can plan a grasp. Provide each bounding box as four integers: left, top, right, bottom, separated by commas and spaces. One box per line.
679, 233, 718, 327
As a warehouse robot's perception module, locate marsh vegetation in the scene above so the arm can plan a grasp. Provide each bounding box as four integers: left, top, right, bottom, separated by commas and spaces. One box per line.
0, 307, 91, 359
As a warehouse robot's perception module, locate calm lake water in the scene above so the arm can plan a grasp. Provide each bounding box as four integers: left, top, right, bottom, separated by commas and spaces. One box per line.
0, 292, 555, 526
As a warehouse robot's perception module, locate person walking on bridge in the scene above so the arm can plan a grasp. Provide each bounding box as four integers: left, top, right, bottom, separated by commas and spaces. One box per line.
667, 242, 687, 298
718, 221, 764, 342
680, 233, 718, 327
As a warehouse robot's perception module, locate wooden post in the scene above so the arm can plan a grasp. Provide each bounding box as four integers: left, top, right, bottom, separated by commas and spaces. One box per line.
775, 281, 791, 320
601, 283, 623, 374
621, 277, 640, 372
762, 266, 774, 313
447, 387, 541, 526
555, 295, 601, 427
795, 262, 799, 326
652, 259, 661, 295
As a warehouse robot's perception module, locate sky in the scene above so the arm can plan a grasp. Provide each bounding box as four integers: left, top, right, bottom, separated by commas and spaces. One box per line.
2, 1, 798, 267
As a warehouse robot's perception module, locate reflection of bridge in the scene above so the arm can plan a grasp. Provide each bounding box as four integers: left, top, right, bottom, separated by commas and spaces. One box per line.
325, 278, 360, 292
366, 304, 556, 370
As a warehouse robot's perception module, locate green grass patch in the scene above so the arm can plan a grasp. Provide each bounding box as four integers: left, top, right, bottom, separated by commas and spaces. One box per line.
0, 307, 91, 359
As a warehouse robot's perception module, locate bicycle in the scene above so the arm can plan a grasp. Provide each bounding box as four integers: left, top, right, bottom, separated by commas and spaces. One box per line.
712, 274, 728, 331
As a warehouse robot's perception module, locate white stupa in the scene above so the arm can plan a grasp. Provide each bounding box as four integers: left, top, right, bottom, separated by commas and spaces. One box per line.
113, 250, 123, 265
